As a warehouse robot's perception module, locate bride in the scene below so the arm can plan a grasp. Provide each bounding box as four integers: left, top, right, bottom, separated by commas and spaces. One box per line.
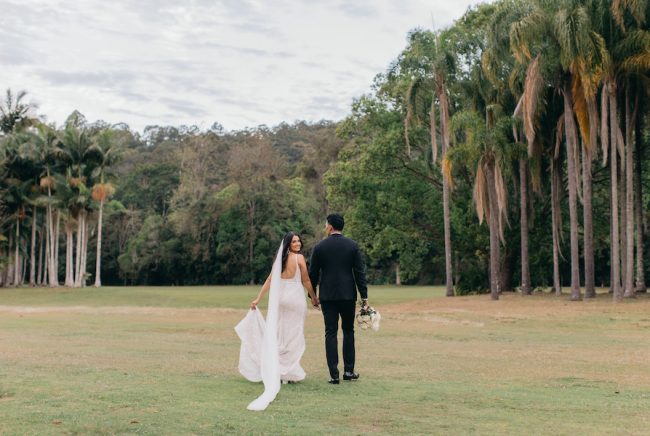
235, 232, 319, 411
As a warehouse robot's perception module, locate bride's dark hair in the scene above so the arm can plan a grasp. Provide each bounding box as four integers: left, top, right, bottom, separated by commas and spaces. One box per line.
281, 232, 302, 271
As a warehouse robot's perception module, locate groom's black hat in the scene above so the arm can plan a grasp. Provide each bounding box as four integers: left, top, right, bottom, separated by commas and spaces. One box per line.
327, 213, 344, 231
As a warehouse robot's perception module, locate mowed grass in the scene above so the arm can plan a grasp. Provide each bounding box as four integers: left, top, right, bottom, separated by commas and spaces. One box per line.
0, 285, 443, 308
1, 286, 650, 435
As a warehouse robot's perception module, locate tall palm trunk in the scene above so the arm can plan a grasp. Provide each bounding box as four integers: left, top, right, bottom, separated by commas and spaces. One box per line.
55, 211, 60, 277
520, 159, 531, 295
44, 218, 51, 286
81, 216, 89, 287
94, 199, 105, 287
21, 247, 27, 284
65, 226, 74, 287
634, 103, 646, 292
552, 160, 562, 295
623, 87, 636, 298
75, 211, 88, 287
14, 217, 20, 286
43, 211, 52, 286
30, 206, 37, 286
582, 144, 595, 297
46, 181, 58, 287
486, 161, 500, 300
37, 228, 44, 286
442, 175, 453, 296
608, 81, 622, 300
48, 204, 57, 287
563, 88, 582, 300
75, 213, 83, 286
438, 83, 454, 297
7, 234, 15, 286
431, 91, 454, 297
620, 158, 627, 291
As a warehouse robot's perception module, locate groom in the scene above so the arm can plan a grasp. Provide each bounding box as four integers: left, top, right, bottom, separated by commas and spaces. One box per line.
309, 213, 368, 384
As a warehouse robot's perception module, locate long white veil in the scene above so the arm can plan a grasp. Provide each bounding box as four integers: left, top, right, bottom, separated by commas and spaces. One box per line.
234, 242, 283, 411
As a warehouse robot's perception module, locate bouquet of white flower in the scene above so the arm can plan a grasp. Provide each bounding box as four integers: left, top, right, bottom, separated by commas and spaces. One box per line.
355, 301, 381, 331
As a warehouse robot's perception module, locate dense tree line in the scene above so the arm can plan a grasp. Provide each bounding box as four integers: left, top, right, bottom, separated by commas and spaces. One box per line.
0, 106, 345, 286
1, 0, 649, 297
108, 121, 343, 285
329, 0, 650, 299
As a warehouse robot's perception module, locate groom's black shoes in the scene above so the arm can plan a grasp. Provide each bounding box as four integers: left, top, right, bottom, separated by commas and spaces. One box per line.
343, 371, 359, 381
328, 378, 340, 384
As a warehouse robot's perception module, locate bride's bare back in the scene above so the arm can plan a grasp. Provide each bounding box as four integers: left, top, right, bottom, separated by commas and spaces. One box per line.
281, 253, 299, 279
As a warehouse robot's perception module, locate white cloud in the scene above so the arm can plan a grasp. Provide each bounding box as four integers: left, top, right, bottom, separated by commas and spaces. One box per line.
0, 0, 488, 132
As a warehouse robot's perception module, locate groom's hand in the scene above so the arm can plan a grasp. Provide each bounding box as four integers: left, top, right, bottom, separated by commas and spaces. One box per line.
311, 296, 320, 310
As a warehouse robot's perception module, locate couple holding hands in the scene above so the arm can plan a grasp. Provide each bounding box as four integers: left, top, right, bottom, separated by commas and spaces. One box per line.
236, 214, 369, 411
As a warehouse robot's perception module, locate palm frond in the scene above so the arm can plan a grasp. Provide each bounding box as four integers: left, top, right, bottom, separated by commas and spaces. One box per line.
612, 0, 647, 31
522, 55, 544, 156
621, 52, 650, 72
612, 0, 627, 31
590, 31, 611, 78
613, 30, 650, 69
572, 72, 592, 151
473, 161, 488, 224
510, 10, 546, 63
494, 162, 508, 243
430, 92, 439, 164
404, 76, 426, 157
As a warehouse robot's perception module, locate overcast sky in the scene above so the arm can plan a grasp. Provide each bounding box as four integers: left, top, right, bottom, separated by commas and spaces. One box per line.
1, 0, 487, 132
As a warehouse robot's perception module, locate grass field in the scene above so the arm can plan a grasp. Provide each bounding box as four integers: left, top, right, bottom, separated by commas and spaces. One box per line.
1, 286, 649, 435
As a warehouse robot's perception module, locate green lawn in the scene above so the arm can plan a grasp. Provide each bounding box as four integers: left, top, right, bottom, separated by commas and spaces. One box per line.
1, 286, 649, 435
0, 285, 444, 308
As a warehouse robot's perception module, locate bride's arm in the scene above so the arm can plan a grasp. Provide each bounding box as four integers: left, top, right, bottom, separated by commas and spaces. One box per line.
299, 255, 319, 307
250, 273, 272, 310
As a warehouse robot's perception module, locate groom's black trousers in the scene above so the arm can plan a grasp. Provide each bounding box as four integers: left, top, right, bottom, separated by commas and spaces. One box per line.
320, 300, 356, 378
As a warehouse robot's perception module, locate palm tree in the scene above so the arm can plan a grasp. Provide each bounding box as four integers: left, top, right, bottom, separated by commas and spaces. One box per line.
16, 124, 69, 287
87, 129, 120, 287
433, 36, 456, 298
483, 0, 536, 295
28, 123, 64, 287
510, 0, 614, 300
634, 95, 647, 292
618, 23, 648, 299
595, 0, 650, 299
59, 121, 96, 287
403, 29, 457, 296
0, 132, 43, 286
0, 89, 39, 285
0, 89, 35, 135
450, 107, 514, 300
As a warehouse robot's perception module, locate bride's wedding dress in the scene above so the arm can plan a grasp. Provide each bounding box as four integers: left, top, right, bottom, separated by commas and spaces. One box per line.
235, 243, 307, 411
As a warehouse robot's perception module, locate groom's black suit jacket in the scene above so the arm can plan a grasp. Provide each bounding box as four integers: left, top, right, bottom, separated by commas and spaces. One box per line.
308, 234, 368, 301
